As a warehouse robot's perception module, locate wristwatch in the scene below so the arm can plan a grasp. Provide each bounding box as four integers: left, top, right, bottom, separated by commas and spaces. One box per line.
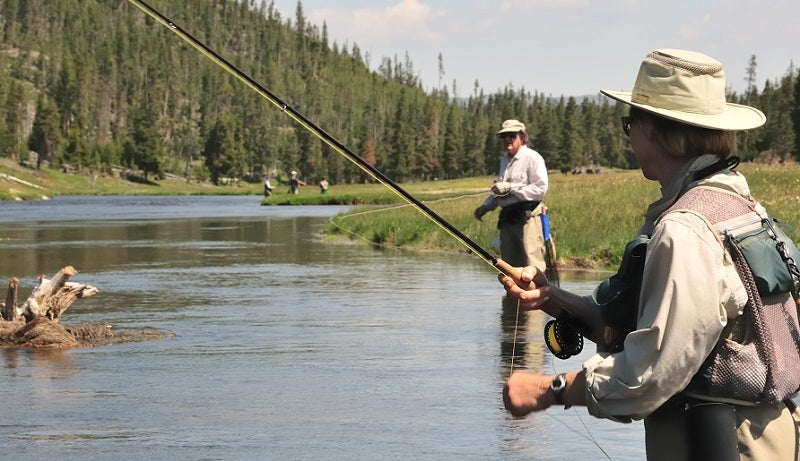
550, 373, 567, 406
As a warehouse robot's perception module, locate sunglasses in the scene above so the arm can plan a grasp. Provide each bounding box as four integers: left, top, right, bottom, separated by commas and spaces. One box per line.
499, 132, 518, 140
621, 116, 633, 137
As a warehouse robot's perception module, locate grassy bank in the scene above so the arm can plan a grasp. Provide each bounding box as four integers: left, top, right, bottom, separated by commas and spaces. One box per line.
325, 162, 800, 270
0, 158, 263, 200
3, 158, 799, 270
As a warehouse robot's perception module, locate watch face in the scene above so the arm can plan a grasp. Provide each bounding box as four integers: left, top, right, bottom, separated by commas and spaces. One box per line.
550, 374, 569, 407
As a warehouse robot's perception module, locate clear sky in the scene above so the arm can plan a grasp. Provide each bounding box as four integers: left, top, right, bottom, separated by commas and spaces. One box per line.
265, 0, 799, 99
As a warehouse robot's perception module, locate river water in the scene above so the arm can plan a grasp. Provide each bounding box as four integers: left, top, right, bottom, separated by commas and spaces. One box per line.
0, 195, 644, 460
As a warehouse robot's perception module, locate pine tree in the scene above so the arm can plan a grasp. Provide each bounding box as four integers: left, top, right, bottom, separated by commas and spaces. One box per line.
124, 104, 164, 180
202, 114, 246, 185
441, 107, 463, 179
792, 69, 800, 161
28, 94, 61, 169
4, 79, 26, 159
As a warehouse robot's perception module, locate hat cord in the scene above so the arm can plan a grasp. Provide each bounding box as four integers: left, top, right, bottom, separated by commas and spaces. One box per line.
649, 51, 722, 75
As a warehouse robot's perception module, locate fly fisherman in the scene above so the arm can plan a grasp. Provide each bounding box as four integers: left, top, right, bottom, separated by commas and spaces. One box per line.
473, 119, 549, 270
499, 49, 800, 460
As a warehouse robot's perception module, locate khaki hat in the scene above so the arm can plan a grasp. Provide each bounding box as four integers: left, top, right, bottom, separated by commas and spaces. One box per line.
601, 49, 765, 131
496, 119, 526, 135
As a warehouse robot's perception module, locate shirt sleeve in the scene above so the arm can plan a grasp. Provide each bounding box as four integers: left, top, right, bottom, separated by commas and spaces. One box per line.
582, 212, 737, 421
481, 194, 499, 210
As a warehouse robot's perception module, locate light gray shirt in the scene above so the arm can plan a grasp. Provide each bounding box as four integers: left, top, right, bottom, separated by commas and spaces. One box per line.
481, 145, 548, 210
583, 156, 749, 422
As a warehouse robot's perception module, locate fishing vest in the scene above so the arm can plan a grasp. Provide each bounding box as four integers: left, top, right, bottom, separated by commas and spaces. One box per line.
593, 185, 800, 405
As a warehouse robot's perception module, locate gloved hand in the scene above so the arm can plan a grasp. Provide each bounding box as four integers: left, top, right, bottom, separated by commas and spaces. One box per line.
491, 181, 512, 196
474, 205, 489, 221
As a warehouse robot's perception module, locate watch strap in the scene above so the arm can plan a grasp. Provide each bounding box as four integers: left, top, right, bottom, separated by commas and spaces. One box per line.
551, 373, 567, 405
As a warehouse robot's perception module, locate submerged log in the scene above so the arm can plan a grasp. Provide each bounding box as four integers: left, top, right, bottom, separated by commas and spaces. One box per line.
10, 317, 79, 348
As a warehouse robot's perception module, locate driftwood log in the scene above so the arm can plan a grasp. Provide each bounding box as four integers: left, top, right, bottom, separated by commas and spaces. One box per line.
1, 266, 173, 348
0, 266, 100, 348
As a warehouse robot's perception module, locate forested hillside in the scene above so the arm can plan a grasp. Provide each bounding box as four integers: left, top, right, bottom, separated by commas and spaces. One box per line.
0, 0, 798, 186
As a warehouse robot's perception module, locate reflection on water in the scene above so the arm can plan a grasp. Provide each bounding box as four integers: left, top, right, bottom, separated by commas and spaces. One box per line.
0, 196, 643, 460
499, 295, 548, 376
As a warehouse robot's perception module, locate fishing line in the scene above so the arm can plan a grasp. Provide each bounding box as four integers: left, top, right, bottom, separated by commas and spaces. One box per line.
509, 298, 521, 373
549, 355, 613, 459
125, 0, 517, 278
544, 410, 613, 460
127, 0, 527, 423
326, 192, 488, 249
126, 5, 603, 457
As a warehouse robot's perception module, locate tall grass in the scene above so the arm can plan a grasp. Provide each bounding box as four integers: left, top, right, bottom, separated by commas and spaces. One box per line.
327, 163, 800, 270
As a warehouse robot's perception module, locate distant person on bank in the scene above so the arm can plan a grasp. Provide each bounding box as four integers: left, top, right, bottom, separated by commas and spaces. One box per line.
263, 175, 274, 197
288, 171, 300, 195
474, 119, 549, 270
319, 177, 329, 194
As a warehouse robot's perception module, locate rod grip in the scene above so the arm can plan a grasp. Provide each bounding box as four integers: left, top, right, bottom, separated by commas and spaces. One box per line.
494, 259, 519, 277
494, 259, 536, 291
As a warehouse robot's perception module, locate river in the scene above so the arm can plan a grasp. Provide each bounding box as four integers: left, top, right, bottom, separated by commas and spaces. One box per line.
0, 195, 644, 460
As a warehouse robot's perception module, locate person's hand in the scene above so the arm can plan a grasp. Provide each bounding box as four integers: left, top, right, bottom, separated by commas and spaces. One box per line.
474, 205, 489, 221
497, 265, 551, 310
503, 372, 556, 416
491, 181, 512, 195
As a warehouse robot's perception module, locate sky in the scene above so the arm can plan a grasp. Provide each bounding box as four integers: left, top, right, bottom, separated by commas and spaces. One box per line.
265, 0, 799, 99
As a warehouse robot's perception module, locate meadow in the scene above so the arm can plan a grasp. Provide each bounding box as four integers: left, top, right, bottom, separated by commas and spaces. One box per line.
318, 163, 800, 269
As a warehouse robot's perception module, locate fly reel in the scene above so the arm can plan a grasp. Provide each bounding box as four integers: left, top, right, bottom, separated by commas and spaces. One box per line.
544, 319, 584, 360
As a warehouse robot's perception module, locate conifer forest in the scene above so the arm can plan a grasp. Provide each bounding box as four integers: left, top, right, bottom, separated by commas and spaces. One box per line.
2, 0, 799, 185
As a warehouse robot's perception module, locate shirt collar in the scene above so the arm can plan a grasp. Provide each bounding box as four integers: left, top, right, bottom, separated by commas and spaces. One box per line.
642, 154, 734, 231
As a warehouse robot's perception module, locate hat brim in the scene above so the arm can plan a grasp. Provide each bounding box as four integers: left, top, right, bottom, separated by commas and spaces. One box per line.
600, 89, 766, 131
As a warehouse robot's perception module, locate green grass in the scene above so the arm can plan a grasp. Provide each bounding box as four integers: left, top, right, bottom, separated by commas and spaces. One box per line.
325, 170, 655, 269
0, 158, 262, 200
326, 163, 800, 270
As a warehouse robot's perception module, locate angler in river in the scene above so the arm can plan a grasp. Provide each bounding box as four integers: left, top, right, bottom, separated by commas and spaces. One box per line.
474, 119, 549, 271
500, 49, 800, 461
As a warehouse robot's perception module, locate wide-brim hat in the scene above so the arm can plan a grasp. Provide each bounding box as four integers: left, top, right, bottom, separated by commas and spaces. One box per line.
496, 119, 526, 135
601, 49, 765, 131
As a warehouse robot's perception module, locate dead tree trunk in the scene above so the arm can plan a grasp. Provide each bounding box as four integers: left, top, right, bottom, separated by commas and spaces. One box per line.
1, 266, 99, 348
20, 266, 99, 322
2, 277, 17, 321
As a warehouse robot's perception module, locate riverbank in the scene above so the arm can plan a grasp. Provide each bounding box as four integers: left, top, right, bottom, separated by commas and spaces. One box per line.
0, 158, 261, 200
323, 162, 800, 270
3, 158, 799, 270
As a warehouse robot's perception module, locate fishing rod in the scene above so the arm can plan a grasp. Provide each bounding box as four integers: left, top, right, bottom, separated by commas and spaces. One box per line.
126, 6, 594, 436
125, 0, 518, 277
